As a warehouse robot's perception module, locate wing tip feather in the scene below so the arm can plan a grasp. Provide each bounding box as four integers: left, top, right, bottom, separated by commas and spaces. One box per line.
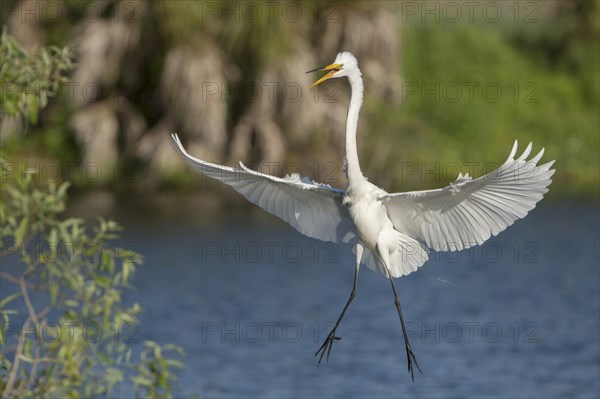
517, 142, 533, 161
506, 140, 519, 163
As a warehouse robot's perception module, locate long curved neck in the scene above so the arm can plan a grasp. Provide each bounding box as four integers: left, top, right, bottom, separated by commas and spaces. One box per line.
345, 72, 365, 183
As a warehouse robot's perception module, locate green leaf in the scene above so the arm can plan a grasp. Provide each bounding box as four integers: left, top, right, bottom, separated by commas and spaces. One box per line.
57, 181, 70, 198
24, 337, 32, 358
3, 98, 19, 115
26, 93, 38, 124
165, 359, 184, 368
15, 216, 28, 246
95, 274, 111, 287
122, 260, 131, 284
64, 299, 79, 308
0, 292, 22, 309
49, 280, 59, 304
131, 375, 152, 387
97, 351, 112, 364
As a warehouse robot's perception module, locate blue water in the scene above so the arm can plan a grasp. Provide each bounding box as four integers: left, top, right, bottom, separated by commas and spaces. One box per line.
3, 195, 599, 397
107, 197, 598, 398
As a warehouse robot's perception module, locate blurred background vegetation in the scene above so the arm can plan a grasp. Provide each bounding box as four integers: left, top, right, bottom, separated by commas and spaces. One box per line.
1, 0, 598, 199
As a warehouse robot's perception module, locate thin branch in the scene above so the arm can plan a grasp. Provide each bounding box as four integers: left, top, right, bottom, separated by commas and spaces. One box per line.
4, 280, 43, 397
36, 306, 51, 320
3, 317, 31, 397
24, 258, 44, 278
17, 354, 61, 364
1, 244, 18, 259
0, 271, 44, 291
20, 276, 40, 328
0, 271, 20, 284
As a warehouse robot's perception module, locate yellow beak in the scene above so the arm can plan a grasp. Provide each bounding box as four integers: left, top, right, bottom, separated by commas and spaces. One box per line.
307, 63, 342, 89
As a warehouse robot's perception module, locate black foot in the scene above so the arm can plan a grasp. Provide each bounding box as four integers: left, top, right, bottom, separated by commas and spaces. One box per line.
314, 329, 341, 366
405, 342, 422, 382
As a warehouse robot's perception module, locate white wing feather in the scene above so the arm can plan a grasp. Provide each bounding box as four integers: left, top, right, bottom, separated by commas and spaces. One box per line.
171, 134, 356, 243
380, 141, 555, 252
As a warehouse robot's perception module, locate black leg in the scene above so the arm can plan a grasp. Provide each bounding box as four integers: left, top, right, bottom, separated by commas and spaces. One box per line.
390, 277, 422, 382
315, 264, 359, 365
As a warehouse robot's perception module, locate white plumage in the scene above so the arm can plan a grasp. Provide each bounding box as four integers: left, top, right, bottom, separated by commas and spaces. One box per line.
172, 51, 555, 380
381, 141, 555, 254
171, 134, 355, 244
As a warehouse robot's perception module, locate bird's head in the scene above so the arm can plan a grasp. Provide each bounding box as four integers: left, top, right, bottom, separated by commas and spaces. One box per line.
307, 52, 359, 88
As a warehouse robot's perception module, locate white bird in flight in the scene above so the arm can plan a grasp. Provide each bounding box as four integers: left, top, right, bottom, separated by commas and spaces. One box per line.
171, 51, 555, 381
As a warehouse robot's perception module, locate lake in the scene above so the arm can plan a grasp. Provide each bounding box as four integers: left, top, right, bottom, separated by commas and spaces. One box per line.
100, 194, 598, 398
4, 193, 599, 398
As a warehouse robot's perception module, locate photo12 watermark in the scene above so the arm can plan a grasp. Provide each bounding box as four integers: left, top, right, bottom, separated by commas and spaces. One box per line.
3, 321, 140, 344
1, 0, 141, 24
1, 319, 542, 346
1, 161, 140, 185
401, 81, 539, 104
406, 321, 541, 344
400, 1, 540, 24
189, 239, 540, 266
196, 320, 541, 344
1, 240, 140, 265
199, 240, 340, 264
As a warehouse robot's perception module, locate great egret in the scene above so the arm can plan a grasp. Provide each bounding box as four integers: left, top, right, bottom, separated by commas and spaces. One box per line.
171, 51, 555, 381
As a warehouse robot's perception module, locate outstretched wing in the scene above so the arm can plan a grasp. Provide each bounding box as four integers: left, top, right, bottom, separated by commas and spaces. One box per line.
171, 134, 356, 243
380, 141, 555, 252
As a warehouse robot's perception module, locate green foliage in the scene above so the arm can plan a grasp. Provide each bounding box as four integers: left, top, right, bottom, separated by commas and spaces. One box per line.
0, 171, 185, 397
132, 341, 185, 398
369, 16, 599, 196
0, 30, 192, 396
0, 30, 73, 126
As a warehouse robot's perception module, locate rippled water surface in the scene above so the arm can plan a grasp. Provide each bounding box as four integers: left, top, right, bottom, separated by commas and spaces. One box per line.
13, 195, 600, 398
99, 197, 597, 398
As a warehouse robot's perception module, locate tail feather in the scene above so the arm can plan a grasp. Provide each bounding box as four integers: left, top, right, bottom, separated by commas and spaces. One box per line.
361, 233, 429, 278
